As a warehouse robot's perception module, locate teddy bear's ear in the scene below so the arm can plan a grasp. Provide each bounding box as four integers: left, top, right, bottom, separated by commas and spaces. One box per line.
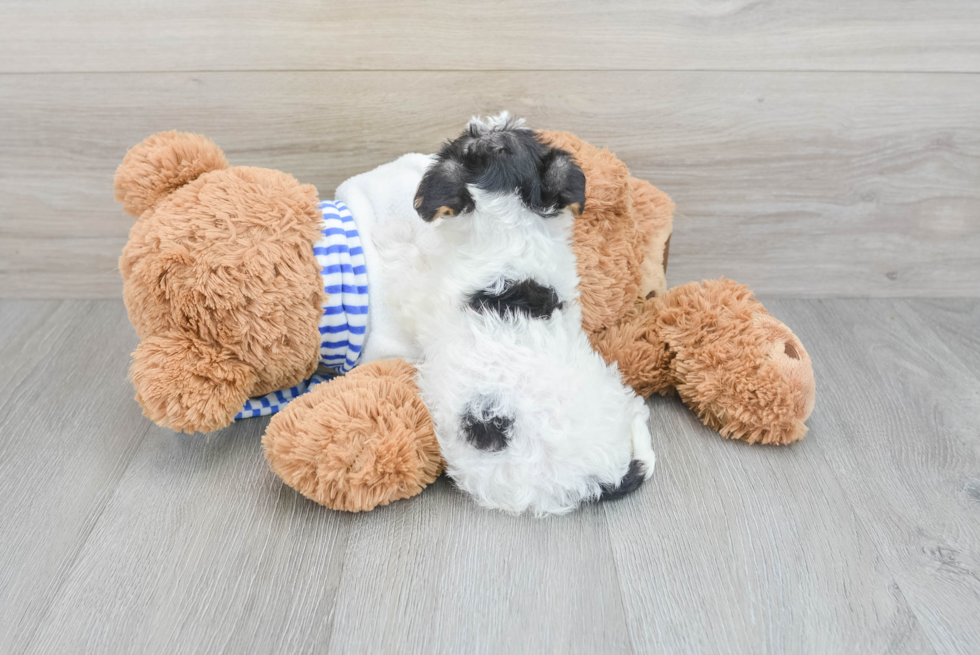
414, 158, 474, 222
541, 147, 587, 216
114, 131, 229, 218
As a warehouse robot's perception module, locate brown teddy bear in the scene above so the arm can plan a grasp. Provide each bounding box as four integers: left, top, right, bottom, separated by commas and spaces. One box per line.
114, 129, 815, 512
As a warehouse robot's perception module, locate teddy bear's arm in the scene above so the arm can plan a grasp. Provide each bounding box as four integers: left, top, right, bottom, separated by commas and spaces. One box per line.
130, 331, 257, 433
262, 358, 443, 511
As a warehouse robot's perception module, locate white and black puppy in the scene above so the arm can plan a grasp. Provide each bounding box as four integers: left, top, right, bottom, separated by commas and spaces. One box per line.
410, 113, 656, 516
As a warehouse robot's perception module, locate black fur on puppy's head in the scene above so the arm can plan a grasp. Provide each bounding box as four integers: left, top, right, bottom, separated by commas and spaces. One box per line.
414, 112, 586, 222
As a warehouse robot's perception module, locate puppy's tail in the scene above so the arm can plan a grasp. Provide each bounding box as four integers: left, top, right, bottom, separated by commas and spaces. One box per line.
599, 460, 647, 502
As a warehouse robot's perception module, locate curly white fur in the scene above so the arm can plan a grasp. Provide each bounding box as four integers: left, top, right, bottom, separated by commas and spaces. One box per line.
412, 190, 655, 516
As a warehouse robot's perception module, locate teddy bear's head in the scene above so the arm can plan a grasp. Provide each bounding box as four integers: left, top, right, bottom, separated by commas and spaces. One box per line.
115, 132, 326, 433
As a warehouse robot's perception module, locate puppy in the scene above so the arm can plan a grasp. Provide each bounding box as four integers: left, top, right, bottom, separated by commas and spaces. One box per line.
411, 113, 656, 516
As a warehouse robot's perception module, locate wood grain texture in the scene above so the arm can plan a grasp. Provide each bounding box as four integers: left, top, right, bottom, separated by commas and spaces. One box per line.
2, 299, 979, 653
603, 393, 933, 654
0, 299, 56, 349
0, 301, 149, 654
769, 298, 980, 654
1, 0, 978, 73
2, 71, 977, 298
324, 480, 631, 655
906, 298, 980, 375
25, 418, 354, 655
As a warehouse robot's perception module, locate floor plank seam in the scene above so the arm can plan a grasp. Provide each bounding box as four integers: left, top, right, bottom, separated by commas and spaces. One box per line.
2, 69, 980, 76
817, 464, 941, 650
318, 518, 354, 655
600, 504, 640, 655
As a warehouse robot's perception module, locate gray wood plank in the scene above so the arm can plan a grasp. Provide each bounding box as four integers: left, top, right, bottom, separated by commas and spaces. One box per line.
905, 298, 980, 377
768, 298, 980, 654
324, 480, 631, 655
24, 417, 353, 655
2, 71, 977, 298
1, 0, 978, 73
0, 300, 150, 654
0, 300, 59, 351
602, 393, 933, 654
0, 237, 128, 300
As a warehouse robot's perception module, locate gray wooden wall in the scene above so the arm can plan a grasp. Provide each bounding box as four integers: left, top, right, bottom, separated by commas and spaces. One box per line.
1, 1, 978, 298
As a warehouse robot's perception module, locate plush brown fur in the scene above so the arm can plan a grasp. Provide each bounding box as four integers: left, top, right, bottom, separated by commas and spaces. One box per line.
591, 279, 814, 444
117, 132, 325, 433
117, 129, 815, 513
540, 131, 813, 444
628, 176, 675, 300
262, 359, 443, 511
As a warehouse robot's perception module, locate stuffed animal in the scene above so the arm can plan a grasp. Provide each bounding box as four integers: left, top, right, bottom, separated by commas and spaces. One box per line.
114, 127, 815, 513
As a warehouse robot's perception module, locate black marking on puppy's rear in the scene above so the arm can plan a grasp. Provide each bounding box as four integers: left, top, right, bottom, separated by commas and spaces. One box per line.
469, 279, 563, 320
599, 460, 646, 501
461, 407, 513, 452
414, 114, 587, 221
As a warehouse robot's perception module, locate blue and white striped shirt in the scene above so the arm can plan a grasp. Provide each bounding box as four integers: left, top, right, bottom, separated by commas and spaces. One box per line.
235, 200, 369, 420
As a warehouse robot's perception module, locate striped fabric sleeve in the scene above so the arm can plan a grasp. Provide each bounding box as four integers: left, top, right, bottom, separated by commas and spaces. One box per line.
235, 199, 369, 420
316, 200, 369, 372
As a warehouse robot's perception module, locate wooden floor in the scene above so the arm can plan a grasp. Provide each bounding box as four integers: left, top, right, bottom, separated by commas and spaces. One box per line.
0, 298, 978, 654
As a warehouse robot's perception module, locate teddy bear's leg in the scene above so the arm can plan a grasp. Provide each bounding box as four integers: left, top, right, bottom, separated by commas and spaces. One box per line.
656, 279, 815, 444
262, 358, 443, 512
594, 279, 815, 444
130, 331, 258, 433
589, 302, 676, 399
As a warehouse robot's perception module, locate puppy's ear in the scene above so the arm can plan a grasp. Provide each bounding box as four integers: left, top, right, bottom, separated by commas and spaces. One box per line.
414, 159, 474, 222
541, 148, 586, 216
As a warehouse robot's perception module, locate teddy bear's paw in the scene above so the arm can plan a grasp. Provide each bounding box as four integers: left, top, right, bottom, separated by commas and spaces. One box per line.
263, 359, 443, 512
662, 279, 815, 445
130, 332, 257, 434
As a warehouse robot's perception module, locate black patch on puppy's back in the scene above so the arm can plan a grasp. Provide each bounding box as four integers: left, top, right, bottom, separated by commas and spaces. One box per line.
598, 460, 646, 501
461, 407, 513, 452
468, 279, 563, 320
